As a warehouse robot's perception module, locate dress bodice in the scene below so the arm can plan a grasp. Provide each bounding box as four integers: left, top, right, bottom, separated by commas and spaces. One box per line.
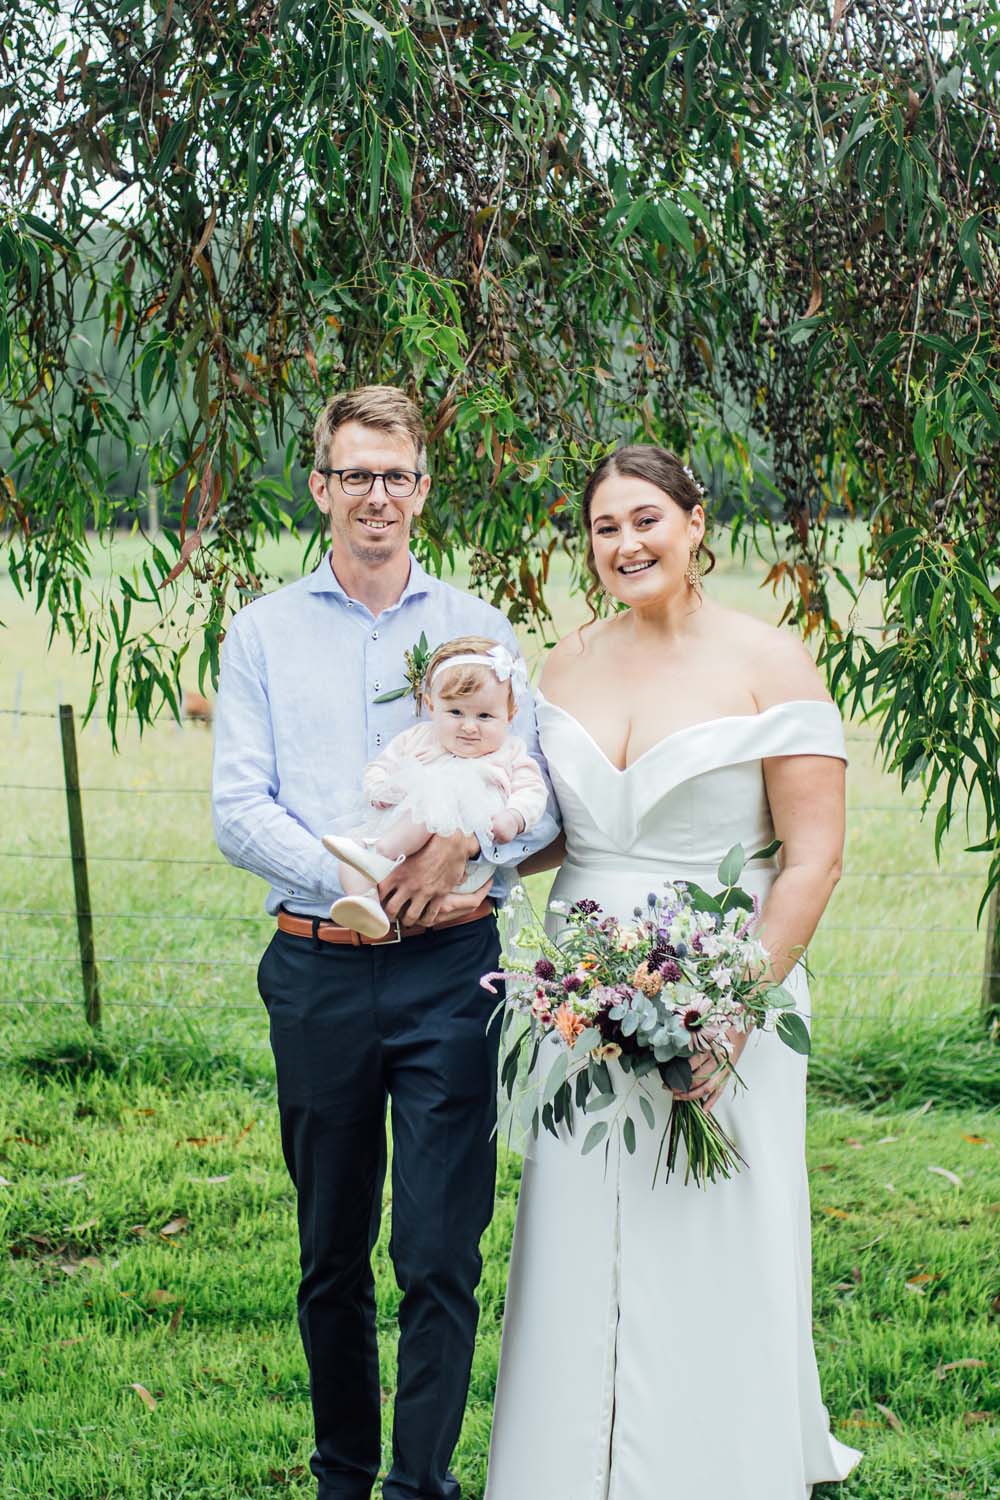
538, 696, 847, 882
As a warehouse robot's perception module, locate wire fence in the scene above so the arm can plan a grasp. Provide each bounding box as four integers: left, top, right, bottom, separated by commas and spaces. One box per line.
1, 703, 998, 1031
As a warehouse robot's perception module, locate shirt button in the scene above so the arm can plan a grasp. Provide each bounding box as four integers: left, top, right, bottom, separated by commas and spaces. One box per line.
376, 734, 382, 746
374, 681, 381, 691
371, 630, 379, 640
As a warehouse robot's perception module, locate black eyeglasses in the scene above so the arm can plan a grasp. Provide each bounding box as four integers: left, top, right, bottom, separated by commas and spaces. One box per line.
318, 467, 423, 498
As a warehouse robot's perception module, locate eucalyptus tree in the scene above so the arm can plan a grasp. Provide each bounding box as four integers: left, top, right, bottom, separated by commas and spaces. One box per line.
1, 1, 998, 904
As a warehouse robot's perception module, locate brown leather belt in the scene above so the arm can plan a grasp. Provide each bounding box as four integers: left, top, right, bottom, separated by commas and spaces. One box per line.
277, 897, 495, 947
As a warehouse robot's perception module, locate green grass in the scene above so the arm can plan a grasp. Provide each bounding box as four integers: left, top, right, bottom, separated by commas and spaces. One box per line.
2, 1059, 998, 1499
2, 533, 998, 1497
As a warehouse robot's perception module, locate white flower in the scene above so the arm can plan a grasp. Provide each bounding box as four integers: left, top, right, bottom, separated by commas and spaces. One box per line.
548, 899, 571, 915
710, 964, 733, 990
508, 884, 526, 903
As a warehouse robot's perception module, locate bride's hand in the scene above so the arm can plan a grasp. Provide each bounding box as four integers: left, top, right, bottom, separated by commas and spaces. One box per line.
672, 1026, 750, 1114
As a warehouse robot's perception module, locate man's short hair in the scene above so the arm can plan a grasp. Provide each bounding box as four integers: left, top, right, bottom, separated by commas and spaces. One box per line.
312, 386, 428, 473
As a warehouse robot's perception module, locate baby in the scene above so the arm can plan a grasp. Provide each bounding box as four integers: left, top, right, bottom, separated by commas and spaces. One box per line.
322, 635, 548, 938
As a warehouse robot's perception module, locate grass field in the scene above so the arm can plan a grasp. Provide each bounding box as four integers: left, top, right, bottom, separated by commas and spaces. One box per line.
1, 531, 998, 1498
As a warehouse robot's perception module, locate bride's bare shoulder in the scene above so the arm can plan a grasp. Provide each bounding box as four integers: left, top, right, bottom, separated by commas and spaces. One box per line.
539, 616, 615, 694
710, 605, 832, 710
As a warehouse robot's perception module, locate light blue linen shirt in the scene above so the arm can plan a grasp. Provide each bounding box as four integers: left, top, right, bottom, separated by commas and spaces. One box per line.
212, 551, 560, 916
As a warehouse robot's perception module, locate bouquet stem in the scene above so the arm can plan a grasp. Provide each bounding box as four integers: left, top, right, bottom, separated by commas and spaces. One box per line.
662, 1099, 747, 1187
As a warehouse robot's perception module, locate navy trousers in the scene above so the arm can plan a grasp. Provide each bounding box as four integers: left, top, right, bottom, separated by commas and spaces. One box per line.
257, 913, 502, 1500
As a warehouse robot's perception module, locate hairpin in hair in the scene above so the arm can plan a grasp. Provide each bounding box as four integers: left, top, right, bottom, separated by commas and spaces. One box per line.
682, 463, 706, 498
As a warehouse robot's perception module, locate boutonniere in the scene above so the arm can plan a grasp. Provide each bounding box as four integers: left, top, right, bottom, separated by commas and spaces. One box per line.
373, 631, 435, 714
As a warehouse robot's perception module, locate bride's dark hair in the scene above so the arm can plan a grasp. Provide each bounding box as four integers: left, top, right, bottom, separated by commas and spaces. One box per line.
580, 445, 715, 611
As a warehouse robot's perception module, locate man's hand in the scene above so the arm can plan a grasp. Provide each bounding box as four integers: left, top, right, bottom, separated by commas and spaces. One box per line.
378, 831, 485, 926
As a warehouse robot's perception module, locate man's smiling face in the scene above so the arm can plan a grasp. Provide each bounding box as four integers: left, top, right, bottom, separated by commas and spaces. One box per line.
310, 420, 430, 569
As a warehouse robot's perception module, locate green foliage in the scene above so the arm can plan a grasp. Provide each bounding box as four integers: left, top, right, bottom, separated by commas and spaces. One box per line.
1, 1, 998, 897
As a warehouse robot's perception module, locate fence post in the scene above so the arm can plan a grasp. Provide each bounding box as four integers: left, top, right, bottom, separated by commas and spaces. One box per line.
983, 884, 1000, 1038
59, 704, 101, 1029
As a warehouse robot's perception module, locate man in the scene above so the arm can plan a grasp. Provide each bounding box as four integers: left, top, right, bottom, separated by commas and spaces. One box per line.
212, 386, 558, 1500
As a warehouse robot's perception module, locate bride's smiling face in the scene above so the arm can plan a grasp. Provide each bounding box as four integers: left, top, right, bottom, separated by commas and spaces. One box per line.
589, 475, 705, 606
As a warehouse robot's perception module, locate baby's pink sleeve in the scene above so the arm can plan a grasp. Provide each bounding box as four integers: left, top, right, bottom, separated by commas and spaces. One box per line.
504, 737, 549, 831
362, 724, 426, 803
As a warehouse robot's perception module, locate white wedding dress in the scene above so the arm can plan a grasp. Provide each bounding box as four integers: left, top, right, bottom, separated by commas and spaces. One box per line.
486, 697, 861, 1500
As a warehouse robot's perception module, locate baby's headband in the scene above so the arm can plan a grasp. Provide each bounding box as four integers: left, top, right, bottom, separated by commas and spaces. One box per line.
429, 644, 529, 701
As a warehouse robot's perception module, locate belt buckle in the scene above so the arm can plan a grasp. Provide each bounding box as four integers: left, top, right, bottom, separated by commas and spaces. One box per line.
377, 919, 403, 945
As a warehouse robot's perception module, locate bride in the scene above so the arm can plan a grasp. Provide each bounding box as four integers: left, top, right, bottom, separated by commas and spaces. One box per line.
485, 446, 861, 1500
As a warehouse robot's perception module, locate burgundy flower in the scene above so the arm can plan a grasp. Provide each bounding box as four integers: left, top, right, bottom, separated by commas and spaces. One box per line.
562, 974, 582, 993
534, 958, 556, 981
572, 898, 602, 917
659, 959, 682, 983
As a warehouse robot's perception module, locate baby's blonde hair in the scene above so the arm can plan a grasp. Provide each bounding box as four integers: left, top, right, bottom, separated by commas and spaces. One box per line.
422, 635, 517, 716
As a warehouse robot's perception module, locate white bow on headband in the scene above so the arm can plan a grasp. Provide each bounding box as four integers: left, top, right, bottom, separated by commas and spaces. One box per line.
430, 644, 530, 701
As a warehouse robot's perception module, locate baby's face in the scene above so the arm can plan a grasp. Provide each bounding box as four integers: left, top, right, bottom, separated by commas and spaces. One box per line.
430, 677, 512, 757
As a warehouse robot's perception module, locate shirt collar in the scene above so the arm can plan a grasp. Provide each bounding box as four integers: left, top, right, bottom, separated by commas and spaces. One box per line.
306, 550, 434, 606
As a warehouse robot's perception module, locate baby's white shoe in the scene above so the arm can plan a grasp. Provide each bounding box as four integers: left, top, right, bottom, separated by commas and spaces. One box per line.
329, 893, 392, 939
321, 834, 400, 884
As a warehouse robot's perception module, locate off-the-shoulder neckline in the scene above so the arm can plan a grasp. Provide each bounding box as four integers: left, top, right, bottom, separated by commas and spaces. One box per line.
535, 693, 841, 776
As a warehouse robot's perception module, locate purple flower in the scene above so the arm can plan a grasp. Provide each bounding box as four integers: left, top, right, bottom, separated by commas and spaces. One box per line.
534, 958, 556, 981
571, 898, 602, 917
674, 942, 689, 959
647, 892, 658, 908
562, 974, 583, 993
659, 959, 682, 983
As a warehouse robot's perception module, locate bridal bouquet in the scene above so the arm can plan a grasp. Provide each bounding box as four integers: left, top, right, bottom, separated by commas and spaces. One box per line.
484, 842, 811, 1187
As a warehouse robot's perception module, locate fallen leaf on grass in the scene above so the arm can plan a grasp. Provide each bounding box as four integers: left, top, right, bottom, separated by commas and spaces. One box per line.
61, 1173, 85, 1185
928, 1165, 961, 1187
0, 1175, 11, 1187
906, 1273, 940, 1286
962, 1134, 991, 1146
821, 1206, 850, 1219
176, 1135, 225, 1148
839, 1412, 878, 1430
874, 1402, 904, 1432
148, 1289, 176, 1305
190, 1174, 231, 1185
128, 1224, 148, 1236
268, 1467, 306, 1485
130, 1383, 157, 1412
234, 1120, 256, 1145
936, 1359, 987, 1379
963, 1410, 994, 1427
159, 1216, 189, 1238
58, 1337, 86, 1349
877, 1136, 899, 1145
65, 1217, 98, 1234
11, 1135, 41, 1147
168, 1304, 185, 1335
845, 1137, 864, 1149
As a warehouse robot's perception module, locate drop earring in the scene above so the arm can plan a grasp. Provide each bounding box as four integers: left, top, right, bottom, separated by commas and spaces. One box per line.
686, 547, 702, 591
